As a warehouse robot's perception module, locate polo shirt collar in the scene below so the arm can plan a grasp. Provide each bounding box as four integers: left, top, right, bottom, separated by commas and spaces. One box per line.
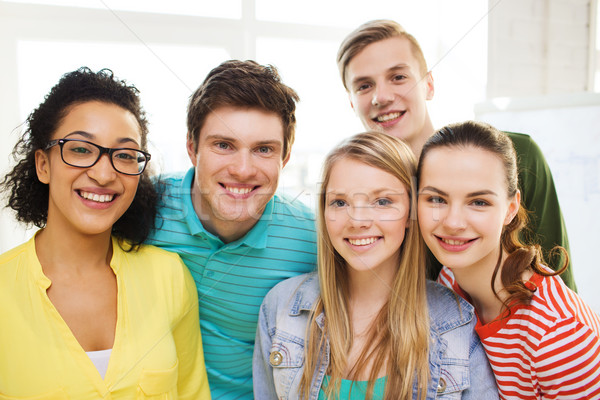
180, 167, 273, 249
234, 198, 273, 249
181, 168, 206, 236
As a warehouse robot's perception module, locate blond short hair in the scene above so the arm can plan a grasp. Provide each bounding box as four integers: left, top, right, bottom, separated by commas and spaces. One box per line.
337, 20, 428, 90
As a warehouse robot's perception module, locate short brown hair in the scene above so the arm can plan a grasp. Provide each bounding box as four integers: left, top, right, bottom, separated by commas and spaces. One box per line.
186, 60, 299, 161
337, 20, 428, 90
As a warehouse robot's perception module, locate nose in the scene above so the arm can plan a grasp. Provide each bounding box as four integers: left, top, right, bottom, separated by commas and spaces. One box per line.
371, 82, 394, 107
348, 204, 374, 229
87, 153, 117, 185
228, 151, 257, 179
442, 204, 466, 231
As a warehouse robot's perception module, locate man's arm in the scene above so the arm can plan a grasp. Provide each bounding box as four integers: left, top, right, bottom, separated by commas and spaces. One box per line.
507, 132, 575, 291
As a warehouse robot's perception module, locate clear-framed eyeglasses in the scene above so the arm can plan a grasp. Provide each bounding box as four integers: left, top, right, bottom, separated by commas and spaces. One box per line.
44, 138, 151, 176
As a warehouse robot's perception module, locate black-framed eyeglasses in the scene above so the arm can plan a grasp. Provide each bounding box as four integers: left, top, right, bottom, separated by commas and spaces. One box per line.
44, 139, 151, 176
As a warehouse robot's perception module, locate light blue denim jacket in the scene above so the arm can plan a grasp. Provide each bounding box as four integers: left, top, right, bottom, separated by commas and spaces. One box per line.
253, 272, 498, 399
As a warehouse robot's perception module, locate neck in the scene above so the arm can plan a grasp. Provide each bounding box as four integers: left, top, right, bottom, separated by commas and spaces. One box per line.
35, 223, 113, 276
408, 113, 435, 159
347, 267, 393, 316
452, 247, 507, 325
200, 216, 257, 243
343, 267, 392, 380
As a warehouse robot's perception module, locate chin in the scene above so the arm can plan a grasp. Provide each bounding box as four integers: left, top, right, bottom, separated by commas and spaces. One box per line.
215, 208, 256, 224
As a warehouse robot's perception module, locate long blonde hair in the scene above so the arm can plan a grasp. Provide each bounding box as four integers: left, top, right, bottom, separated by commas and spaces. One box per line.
301, 132, 430, 400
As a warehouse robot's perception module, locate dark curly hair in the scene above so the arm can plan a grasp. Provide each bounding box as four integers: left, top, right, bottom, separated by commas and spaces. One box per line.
0, 67, 157, 249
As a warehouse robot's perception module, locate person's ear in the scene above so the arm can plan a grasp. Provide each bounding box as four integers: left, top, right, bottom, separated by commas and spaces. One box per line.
504, 190, 521, 225
348, 93, 355, 112
282, 152, 291, 169
35, 149, 51, 184
186, 135, 198, 167
425, 71, 435, 101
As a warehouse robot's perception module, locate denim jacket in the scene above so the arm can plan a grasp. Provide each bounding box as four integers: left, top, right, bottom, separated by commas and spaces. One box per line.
253, 272, 498, 399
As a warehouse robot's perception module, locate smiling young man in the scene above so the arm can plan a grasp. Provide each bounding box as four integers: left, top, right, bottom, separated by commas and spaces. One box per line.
146, 60, 317, 399
337, 20, 576, 290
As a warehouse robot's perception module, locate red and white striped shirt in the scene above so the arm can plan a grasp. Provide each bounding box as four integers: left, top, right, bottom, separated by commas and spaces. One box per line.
438, 266, 600, 399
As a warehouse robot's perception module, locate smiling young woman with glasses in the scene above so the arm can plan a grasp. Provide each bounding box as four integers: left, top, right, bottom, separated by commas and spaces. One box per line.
0, 67, 209, 398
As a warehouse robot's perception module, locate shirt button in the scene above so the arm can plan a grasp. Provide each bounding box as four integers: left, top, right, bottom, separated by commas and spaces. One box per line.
269, 351, 283, 366
437, 377, 447, 394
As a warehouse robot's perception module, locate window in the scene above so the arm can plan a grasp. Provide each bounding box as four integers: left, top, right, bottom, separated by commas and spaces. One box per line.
0, 0, 489, 247
3, 0, 242, 18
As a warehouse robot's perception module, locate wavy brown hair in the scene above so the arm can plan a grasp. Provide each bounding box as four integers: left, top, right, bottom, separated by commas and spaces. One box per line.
301, 132, 430, 400
417, 121, 568, 310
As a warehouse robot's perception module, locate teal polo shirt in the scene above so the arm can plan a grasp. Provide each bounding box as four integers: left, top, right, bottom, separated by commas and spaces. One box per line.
147, 168, 317, 399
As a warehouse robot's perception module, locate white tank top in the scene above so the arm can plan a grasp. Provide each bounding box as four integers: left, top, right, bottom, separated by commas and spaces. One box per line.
86, 348, 112, 379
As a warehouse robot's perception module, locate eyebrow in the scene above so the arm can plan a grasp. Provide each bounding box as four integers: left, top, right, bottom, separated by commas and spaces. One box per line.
372, 187, 406, 196
64, 130, 140, 146
467, 190, 498, 197
205, 134, 282, 147
351, 64, 412, 88
255, 140, 282, 148
420, 186, 498, 197
326, 188, 406, 197
205, 133, 236, 142
419, 186, 447, 196
388, 64, 410, 73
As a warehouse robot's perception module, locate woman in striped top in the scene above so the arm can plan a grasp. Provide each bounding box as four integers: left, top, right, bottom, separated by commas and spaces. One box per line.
417, 120, 600, 399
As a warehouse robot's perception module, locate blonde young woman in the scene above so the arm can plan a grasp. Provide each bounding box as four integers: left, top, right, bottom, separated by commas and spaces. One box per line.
253, 132, 498, 399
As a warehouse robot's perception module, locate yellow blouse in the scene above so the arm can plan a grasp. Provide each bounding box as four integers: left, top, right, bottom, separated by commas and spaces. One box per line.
0, 234, 210, 399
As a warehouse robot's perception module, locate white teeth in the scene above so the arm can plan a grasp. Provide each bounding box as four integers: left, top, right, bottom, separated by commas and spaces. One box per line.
442, 238, 468, 245
226, 186, 252, 195
376, 112, 401, 122
80, 191, 114, 203
348, 237, 377, 246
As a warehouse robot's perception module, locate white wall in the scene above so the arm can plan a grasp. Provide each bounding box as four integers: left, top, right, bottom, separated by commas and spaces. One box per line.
487, 0, 594, 97
483, 0, 599, 311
